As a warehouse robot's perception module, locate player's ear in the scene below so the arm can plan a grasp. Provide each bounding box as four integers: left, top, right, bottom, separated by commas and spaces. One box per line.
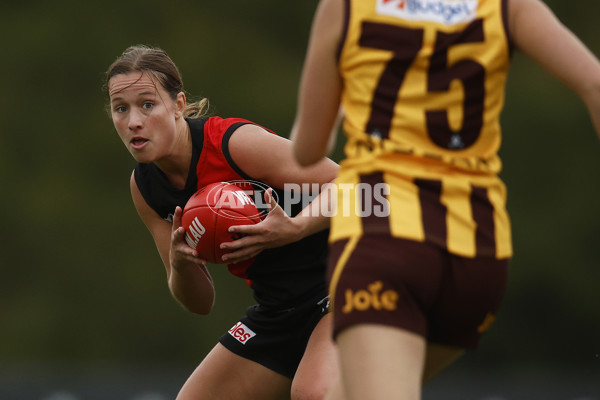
175, 91, 186, 118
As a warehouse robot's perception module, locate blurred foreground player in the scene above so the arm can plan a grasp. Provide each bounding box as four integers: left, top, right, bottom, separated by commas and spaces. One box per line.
290, 0, 600, 399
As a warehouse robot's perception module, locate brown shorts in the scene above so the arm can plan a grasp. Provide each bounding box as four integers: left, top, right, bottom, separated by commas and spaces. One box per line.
327, 235, 509, 349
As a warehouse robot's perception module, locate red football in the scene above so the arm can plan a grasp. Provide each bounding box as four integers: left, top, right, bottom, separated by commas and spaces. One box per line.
182, 182, 262, 264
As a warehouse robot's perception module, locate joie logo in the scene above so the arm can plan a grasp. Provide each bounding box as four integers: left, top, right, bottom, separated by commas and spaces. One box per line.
228, 321, 256, 345
376, 0, 478, 25
185, 217, 206, 249
342, 281, 399, 314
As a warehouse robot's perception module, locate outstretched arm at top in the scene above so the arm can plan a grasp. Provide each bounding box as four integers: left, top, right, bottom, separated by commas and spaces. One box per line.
291, 0, 345, 166
130, 173, 215, 315
509, 0, 600, 139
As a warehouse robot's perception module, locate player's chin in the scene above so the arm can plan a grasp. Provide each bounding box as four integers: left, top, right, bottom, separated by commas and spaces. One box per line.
128, 147, 155, 163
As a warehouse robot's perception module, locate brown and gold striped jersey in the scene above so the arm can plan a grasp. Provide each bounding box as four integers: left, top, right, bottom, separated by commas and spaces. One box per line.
331, 0, 513, 259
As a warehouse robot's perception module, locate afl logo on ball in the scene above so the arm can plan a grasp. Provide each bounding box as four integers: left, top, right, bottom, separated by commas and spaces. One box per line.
228, 321, 256, 345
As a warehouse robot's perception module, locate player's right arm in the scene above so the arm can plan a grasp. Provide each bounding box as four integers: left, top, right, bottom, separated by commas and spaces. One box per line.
291, 0, 344, 166
129, 172, 215, 315
509, 0, 600, 139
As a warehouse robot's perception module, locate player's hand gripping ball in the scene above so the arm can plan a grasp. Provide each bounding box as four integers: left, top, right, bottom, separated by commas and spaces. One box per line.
182, 182, 262, 264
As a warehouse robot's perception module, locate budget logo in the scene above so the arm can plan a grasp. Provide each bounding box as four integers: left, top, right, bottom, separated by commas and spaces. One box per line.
376, 0, 478, 25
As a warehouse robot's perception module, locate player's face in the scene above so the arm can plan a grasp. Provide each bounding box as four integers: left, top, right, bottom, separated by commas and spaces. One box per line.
108, 72, 180, 163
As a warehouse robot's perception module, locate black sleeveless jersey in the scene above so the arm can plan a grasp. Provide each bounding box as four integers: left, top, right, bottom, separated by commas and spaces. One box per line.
134, 117, 329, 309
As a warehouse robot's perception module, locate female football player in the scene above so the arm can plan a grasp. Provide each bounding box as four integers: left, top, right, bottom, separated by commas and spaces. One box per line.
104, 45, 340, 400
287, 0, 600, 399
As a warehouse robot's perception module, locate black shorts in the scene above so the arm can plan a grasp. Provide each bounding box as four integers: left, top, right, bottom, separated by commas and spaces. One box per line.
218, 290, 330, 378
327, 235, 509, 349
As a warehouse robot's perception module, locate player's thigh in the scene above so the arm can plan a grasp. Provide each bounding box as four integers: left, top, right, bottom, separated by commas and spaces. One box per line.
292, 313, 339, 400
336, 324, 426, 400
177, 343, 292, 400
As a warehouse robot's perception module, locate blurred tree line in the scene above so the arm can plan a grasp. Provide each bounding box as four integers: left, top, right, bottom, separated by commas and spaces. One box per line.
1, 0, 598, 379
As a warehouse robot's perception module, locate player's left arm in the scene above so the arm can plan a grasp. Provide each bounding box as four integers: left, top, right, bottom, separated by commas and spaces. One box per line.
509, 0, 600, 139
219, 124, 339, 263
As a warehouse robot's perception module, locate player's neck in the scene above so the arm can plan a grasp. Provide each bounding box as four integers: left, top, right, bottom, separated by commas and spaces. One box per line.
156, 119, 192, 190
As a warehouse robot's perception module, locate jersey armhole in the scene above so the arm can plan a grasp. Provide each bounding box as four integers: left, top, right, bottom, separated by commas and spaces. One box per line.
221, 122, 256, 181
133, 163, 151, 206
133, 163, 164, 217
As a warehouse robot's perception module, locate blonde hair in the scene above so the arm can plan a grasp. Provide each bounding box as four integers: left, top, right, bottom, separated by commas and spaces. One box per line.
183, 97, 210, 119
104, 44, 210, 119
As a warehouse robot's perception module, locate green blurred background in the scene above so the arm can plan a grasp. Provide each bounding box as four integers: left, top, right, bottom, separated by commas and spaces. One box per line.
1, 0, 599, 398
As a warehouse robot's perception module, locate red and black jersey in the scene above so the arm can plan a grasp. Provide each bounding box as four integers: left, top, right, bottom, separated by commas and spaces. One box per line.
134, 117, 329, 308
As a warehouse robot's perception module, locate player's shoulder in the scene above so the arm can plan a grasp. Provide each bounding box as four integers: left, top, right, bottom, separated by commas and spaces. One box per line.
204, 116, 254, 132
